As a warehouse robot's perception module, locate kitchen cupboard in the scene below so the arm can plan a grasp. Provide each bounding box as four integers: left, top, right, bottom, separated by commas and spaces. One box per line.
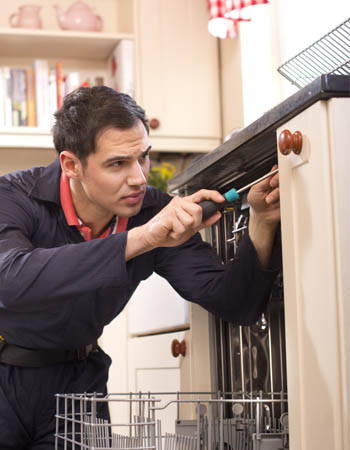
0, 0, 221, 153
0, 0, 133, 151
127, 313, 212, 423
127, 331, 186, 434
134, 0, 222, 152
100, 297, 212, 424
278, 97, 350, 450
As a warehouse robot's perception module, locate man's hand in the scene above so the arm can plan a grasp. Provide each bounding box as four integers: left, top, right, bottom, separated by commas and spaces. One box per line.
247, 165, 280, 269
125, 189, 225, 260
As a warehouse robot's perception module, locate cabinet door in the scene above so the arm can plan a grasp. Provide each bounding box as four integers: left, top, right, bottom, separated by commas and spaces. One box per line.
277, 98, 350, 450
134, 0, 221, 152
128, 331, 187, 434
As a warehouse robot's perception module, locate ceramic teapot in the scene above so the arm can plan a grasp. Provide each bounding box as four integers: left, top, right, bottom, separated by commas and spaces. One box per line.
9, 4, 42, 29
54, 1, 103, 32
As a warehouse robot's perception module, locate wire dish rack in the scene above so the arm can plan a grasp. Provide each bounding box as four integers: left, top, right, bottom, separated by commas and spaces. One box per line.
277, 17, 350, 88
55, 391, 289, 450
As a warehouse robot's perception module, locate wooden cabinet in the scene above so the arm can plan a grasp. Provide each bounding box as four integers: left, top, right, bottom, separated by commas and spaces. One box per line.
134, 0, 221, 153
278, 98, 350, 450
0, 0, 134, 151
0, 0, 222, 154
127, 331, 186, 433
100, 294, 212, 425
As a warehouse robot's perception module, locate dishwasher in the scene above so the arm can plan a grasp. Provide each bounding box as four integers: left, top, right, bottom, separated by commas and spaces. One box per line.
55, 198, 288, 450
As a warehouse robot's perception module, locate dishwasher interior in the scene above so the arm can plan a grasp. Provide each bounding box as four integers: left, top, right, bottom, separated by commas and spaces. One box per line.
55, 198, 288, 450
202, 197, 288, 450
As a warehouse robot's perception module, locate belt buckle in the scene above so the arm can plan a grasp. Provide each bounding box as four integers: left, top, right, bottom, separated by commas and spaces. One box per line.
76, 346, 87, 361
0, 336, 5, 354
76, 344, 93, 361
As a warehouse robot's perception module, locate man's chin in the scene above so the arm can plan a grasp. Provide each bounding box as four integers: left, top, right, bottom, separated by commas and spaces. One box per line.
116, 204, 143, 218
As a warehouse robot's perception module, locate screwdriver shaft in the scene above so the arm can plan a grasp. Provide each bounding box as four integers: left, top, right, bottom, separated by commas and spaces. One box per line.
236, 168, 279, 195
199, 168, 279, 221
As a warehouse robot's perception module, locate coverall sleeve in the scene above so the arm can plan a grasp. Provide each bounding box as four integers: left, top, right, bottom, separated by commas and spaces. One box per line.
153, 231, 281, 326
0, 184, 129, 312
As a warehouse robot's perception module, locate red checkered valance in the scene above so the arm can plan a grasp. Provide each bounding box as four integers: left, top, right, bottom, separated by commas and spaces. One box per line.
207, 0, 269, 38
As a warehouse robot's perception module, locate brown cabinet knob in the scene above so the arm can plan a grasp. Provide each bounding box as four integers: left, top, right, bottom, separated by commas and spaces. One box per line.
171, 339, 186, 357
278, 129, 303, 155
149, 118, 160, 130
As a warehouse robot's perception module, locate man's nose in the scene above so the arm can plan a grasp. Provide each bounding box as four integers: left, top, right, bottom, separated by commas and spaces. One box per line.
127, 161, 147, 185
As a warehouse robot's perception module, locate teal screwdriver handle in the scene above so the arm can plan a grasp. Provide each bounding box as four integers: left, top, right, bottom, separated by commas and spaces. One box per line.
199, 188, 239, 221
198, 168, 279, 221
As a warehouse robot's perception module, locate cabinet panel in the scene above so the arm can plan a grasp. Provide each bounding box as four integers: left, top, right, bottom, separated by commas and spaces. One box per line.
327, 98, 350, 450
278, 99, 350, 450
128, 272, 189, 336
135, 368, 180, 434
135, 0, 221, 151
128, 331, 186, 433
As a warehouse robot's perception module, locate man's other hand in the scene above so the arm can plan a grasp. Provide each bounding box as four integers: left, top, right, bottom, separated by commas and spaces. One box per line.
247, 165, 280, 268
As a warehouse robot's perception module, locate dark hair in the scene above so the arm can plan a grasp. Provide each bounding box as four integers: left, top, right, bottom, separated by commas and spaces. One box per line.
52, 86, 149, 163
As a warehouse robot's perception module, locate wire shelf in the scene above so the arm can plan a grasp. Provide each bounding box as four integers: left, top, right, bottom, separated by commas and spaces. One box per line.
55, 391, 289, 449
277, 17, 350, 88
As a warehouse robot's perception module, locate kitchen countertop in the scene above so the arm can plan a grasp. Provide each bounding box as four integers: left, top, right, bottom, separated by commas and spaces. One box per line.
168, 75, 350, 195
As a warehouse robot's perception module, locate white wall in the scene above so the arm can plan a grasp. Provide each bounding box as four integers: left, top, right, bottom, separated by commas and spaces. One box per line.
237, 0, 349, 125
239, 3, 282, 125
275, 0, 350, 98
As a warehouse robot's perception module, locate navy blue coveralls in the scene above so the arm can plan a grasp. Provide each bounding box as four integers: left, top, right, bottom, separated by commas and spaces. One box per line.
0, 159, 279, 449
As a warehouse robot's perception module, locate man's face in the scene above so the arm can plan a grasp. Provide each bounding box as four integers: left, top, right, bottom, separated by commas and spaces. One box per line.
78, 121, 151, 219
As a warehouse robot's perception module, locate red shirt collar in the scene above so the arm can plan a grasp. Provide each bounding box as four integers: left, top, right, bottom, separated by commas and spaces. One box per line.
60, 172, 128, 240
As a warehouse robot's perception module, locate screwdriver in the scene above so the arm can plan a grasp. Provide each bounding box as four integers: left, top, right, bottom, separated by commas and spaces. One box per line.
199, 168, 279, 221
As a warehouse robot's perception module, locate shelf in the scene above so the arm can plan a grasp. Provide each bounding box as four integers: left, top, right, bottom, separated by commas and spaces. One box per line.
0, 129, 218, 153
0, 127, 54, 149
0, 28, 134, 61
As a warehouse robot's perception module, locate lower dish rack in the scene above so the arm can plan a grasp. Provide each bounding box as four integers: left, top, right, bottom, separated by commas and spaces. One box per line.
55, 391, 288, 450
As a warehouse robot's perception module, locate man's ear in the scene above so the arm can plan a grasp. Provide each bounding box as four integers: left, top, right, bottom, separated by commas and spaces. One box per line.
60, 151, 82, 179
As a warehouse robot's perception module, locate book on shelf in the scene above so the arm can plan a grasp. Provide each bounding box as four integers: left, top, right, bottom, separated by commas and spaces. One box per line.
11, 68, 27, 127
65, 72, 80, 96
3, 67, 13, 128
26, 68, 36, 127
33, 59, 50, 130
49, 69, 57, 128
0, 59, 107, 131
56, 61, 63, 110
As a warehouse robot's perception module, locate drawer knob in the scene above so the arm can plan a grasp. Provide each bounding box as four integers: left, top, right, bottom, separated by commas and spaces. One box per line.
171, 339, 186, 357
278, 129, 303, 155
149, 118, 160, 130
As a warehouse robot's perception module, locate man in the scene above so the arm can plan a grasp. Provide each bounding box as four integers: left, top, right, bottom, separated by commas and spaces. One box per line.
0, 86, 280, 448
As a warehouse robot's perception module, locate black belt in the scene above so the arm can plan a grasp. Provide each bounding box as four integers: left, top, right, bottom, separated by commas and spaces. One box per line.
0, 339, 98, 368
